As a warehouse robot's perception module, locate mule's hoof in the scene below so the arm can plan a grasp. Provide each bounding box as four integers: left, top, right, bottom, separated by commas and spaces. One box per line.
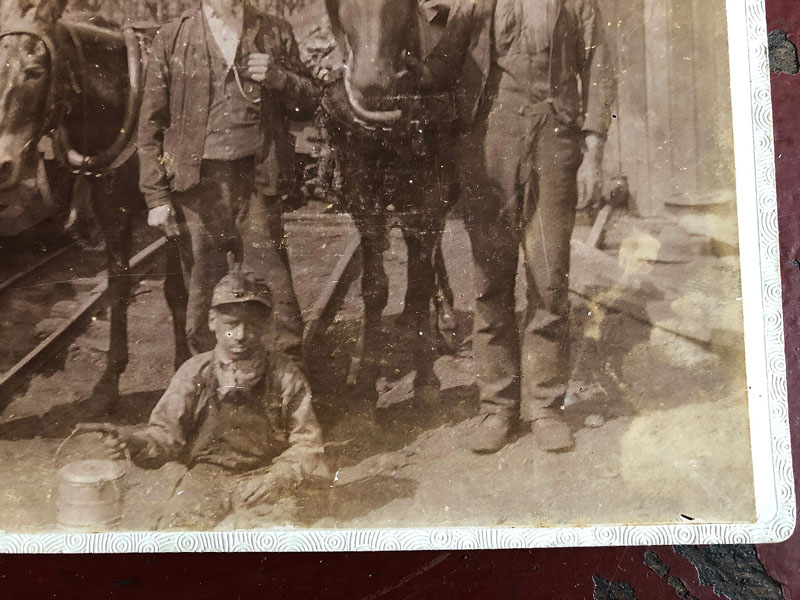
414, 384, 440, 407
395, 311, 415, 332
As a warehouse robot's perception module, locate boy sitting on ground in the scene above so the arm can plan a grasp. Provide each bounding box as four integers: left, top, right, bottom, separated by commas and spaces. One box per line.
80, 254, 324, 530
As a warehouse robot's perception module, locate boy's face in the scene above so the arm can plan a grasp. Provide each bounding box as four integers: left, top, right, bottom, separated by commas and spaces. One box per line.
209, 302, 270, 360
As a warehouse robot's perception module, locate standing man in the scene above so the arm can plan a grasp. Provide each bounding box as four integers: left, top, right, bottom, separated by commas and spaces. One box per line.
138, 0, 320, 358
407, 0, 616, 453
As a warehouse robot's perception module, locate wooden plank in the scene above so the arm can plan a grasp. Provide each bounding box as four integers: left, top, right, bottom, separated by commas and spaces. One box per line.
666, 0, 699, 203
692, 0, 736, 198
301, 234, 362, 361
597, 0, 621, 202
586, 205, 614, 249
613, 0, 652, 215
0, 237, 168, 401
643, 0, 673, 215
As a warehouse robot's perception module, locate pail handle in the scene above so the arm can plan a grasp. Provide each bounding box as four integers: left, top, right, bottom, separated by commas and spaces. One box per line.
54, 425, 132, 476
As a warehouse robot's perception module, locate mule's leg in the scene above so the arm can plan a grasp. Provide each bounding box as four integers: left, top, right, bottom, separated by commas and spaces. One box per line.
164, 240, 190, 370
402, 225, 441, 405
87, 183, 133, 412
432, 230, 458, 353
397, 231, 450, 330
349, 218, 389, 404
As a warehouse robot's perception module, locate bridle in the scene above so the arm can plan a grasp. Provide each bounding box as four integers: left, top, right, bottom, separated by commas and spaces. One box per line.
327, 0, 427, 129
0, 27, 68, 152
0, 22, 144, 177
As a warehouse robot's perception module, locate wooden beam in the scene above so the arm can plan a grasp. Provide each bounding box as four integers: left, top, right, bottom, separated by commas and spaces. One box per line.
643, 0, 672, 215
613, 0, 651, 215
666, 0, 699, 202
301, 234, 362, 361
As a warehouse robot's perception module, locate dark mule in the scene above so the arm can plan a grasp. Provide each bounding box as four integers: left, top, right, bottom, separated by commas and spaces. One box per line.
322, 0, 459, 406
0, 1, 189, 410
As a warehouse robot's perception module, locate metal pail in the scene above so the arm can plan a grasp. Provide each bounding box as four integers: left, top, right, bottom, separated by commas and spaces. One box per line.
57, 459, 126, 529
54, 429, 130, 531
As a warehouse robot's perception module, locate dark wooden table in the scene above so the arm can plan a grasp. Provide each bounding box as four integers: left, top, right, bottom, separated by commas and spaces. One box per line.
1, 0, 798, 597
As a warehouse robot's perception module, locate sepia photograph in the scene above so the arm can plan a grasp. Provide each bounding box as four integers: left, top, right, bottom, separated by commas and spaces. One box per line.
0, 0, 792, 550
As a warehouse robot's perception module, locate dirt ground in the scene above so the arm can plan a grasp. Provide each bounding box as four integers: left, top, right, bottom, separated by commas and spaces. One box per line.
0, 205, 756, 534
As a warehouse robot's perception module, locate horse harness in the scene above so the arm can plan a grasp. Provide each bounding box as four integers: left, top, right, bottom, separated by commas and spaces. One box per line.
320, 76, 458, 159
0, 21, 144, 178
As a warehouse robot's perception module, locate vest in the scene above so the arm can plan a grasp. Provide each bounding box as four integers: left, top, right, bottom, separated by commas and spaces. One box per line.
202, 14, 261, 161
187, 361, 289, 472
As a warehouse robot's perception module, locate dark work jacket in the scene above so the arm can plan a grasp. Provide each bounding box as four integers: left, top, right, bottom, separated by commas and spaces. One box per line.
137, 5, 321, 208
424, 0, 616, 135
132, 351, 324, 480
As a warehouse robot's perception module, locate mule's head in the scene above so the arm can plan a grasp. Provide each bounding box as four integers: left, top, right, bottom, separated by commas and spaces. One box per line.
0, 33, 52, 190
0, 0, 66, 191
326, 0, 419, 121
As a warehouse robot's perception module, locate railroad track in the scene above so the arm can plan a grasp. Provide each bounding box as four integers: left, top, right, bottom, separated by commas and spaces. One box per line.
0, 236, 168, 402
0, 207, 365, 408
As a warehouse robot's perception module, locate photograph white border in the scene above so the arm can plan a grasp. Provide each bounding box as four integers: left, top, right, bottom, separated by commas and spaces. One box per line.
0, 0, 793, 552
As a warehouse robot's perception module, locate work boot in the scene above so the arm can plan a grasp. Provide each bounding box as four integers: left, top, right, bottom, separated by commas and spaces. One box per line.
530, 417, 574, 452
467, 414, 512, 454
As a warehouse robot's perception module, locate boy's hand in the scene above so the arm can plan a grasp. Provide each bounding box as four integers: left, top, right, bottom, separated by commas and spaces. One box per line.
233, 471, 294, 508
74, 423, 146, 460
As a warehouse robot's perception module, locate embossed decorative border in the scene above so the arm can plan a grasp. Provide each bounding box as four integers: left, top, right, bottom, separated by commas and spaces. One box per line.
0, 0, 793, 552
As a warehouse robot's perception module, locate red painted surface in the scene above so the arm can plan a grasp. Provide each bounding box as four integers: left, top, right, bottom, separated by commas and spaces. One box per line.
0, 0, 797, 597
758, 0, 800, 596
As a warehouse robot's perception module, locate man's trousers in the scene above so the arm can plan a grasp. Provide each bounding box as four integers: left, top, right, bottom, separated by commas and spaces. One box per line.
459, 100, 583, 422
171, 159, 303, 357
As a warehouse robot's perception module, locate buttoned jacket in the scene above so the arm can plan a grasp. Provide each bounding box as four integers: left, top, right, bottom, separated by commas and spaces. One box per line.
138, 5, 320, 208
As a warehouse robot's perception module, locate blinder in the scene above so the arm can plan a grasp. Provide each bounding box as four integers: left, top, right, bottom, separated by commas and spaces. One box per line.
0, 26, 68, 149
0, 23, 144, 177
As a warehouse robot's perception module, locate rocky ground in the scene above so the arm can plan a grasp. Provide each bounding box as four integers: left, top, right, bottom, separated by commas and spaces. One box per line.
0, 202, 756, 533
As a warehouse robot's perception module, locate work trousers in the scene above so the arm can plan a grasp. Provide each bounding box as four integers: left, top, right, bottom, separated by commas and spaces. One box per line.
172, 159, 303, 357
459, 98, 583, 422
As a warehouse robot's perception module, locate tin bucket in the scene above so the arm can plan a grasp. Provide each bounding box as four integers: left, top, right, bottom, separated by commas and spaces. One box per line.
54, 428, 130, 530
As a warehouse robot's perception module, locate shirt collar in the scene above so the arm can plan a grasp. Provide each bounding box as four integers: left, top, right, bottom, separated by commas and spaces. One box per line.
202, 0, 245, 24
213, 346, 268, 396
202, 1, 245, 67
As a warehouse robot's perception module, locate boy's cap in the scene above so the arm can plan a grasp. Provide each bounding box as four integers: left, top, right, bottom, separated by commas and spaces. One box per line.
211, 252, 273, 310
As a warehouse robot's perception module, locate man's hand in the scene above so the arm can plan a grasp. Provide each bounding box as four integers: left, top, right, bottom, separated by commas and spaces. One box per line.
577, 133, 605, 210
243, 53, 287, 90
74, 423, 147, 461
147, 204, 182, 240
396, 53, 433, 92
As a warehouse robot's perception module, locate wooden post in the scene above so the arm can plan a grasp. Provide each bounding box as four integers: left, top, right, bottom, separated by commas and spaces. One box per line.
597, 0, 621, 199
692, 0, 736, 200
643, 0, 672, 215
611, 0, 652, 216
665, 0, 699, 204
